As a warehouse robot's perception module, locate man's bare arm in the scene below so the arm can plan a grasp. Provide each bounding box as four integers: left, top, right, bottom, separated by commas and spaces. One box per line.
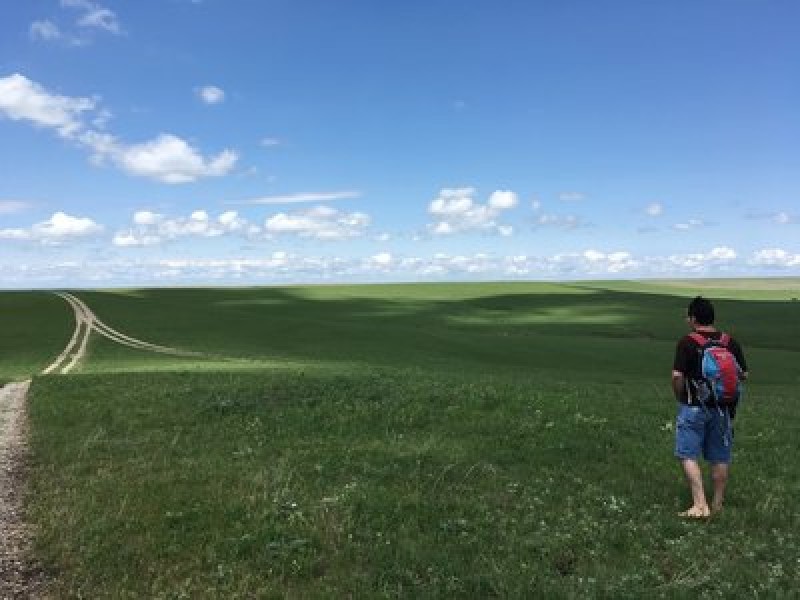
671, 370, 686, 401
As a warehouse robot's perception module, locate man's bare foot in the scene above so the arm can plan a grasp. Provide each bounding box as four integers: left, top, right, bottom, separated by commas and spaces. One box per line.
711, 502, 723, 514
679, 505, 710, 518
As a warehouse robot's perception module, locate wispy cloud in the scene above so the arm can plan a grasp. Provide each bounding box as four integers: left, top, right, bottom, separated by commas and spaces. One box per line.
673, 218, 711, 231
30, 0, 122, 46
61, 0, 122, 35
239, 191, 362, 205
745, 210, 799, 225
0, 201, 33, 215
29, 20, 63, 42
559, 192, 585, 202
535, 214, 588, 229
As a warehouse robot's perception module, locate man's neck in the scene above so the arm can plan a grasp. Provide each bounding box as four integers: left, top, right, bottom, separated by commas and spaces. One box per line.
693, 325, 717, 333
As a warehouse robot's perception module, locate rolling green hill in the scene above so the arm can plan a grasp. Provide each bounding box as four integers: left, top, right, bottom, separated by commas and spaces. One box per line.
2, 280, 797, 597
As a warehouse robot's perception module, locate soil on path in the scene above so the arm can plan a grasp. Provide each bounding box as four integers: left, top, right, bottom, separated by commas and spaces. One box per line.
0, 381, 47, 599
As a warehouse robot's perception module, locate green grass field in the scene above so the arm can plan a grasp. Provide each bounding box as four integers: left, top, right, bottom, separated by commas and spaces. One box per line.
3, 280, 799, 597
0, 291, 73, 385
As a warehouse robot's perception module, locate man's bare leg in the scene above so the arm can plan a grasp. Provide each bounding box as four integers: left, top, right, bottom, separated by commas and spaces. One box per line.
680, 458, 710, 517
710, 462, 729, 513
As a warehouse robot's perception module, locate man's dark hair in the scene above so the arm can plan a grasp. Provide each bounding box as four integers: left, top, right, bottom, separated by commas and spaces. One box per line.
688, 296, 715, 325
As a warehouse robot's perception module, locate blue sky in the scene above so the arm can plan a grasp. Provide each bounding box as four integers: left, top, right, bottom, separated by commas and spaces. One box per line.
1, 0, 798, 287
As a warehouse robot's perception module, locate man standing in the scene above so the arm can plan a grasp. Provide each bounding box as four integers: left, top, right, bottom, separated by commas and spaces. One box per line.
672, 296, 748, 517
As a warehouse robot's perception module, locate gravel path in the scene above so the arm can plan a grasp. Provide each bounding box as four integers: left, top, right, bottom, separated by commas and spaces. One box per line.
0, 381, 47, 599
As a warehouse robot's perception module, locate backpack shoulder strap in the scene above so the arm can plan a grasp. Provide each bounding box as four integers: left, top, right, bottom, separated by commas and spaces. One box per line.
718, 333, 730, 346
688, 332, 708, 346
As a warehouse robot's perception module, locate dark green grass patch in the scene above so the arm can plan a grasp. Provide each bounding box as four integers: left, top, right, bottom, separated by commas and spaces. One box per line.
29, 370, 800, 598
0, 291, 73, 383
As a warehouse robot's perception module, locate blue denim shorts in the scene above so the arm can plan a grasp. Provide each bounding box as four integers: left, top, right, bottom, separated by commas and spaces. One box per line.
674, 403, 733, 463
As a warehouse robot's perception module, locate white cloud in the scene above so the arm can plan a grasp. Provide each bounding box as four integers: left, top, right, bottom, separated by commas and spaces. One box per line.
113, 209, 257, 246
0, 74, 238, 184
240, 191, 361, 205
367, 252, 393, 269
265, 205, 370, 240
708, 246, 736, 260
0, 73, 95, 137
584, 249, 605, 262
531, 198, 542, 211
260, 137, 281, 147
115, 134, 237, 184
0, 211, 102, 245
497, 225, 514, 236
665, 246, 737, 270
133, 210, 163, 226
577, 250, 637, 273
34, 212, 102, 239
488, 190, 518, 210
427, 187, 516, 235
749, 248, 800, 268
430, 191, 473, 215
198, 85, 225, 105
0, 201, 32, 215
646, 202, 663, 217
30, 20, 62, 41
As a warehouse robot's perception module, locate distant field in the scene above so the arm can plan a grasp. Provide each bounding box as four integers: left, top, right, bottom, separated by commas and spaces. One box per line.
2, 280, 798, 597
590, 277, 800, 300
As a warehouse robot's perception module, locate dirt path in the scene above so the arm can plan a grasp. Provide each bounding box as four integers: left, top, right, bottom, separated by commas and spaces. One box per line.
1, 292, 207, 596
0, 381, 46, 599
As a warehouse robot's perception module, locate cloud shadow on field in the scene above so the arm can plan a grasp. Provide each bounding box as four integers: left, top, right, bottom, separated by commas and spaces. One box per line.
66, 283, 800, 384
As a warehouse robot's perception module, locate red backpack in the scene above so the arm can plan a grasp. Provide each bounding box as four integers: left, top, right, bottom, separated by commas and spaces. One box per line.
689, 332, 743, 405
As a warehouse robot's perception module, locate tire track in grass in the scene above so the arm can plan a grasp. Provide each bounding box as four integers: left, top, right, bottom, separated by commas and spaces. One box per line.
45, 292, 206, 375
41, 292, 91, 375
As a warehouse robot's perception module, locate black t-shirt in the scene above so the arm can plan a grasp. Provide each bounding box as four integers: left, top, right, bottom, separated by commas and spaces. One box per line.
673, 330, 747, 404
